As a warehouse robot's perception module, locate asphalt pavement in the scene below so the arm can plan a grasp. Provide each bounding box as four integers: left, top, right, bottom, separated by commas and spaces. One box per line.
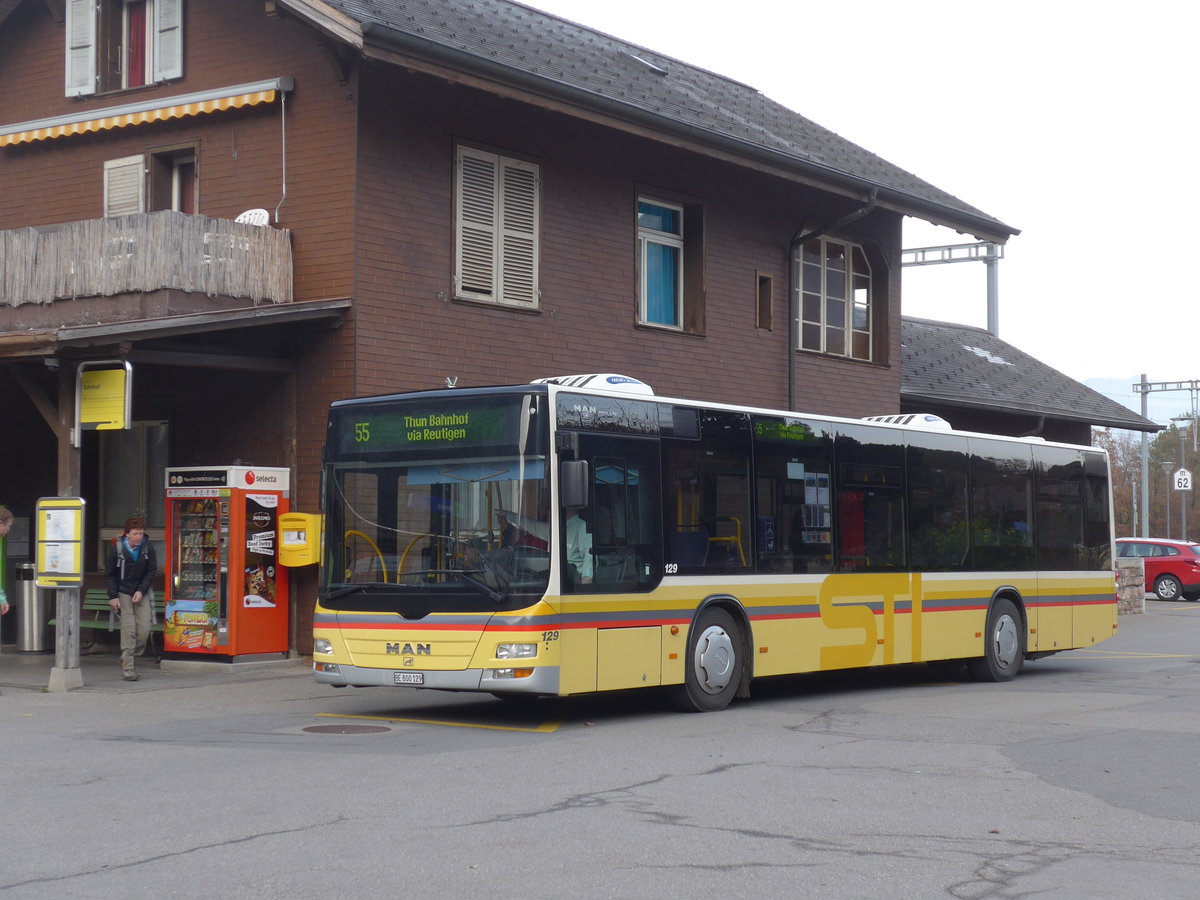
4, 600, 1200, 898
0, 641, 306, 692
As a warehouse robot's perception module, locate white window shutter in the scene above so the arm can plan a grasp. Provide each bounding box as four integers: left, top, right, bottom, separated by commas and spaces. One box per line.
498, 161, 539, 305
104, 156, 146, 218
152, 0, 184, 82
65, 0, 97, 97
456, 147, 498, 299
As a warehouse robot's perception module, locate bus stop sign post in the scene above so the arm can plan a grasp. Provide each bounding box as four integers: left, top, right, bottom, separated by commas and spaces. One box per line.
36, 497, 86, 692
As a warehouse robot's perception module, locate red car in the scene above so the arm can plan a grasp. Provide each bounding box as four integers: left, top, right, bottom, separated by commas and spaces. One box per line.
1116, 537, 1200, 601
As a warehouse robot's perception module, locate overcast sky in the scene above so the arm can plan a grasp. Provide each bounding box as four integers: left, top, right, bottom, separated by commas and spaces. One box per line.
523, 0, 1198, 424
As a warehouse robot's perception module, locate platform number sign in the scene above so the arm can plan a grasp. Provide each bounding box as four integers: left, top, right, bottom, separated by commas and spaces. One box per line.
1175, 468, 1193, 491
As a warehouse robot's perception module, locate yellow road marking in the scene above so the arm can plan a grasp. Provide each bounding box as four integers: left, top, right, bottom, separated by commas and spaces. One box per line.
317, 712, 561, 733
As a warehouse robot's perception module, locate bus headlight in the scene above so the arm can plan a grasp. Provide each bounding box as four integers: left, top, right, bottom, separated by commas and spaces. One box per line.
314, 638, 334, 655
495, 642, 537, 660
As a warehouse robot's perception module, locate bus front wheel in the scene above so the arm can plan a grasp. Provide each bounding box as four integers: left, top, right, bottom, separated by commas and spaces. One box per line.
671, 607, 741, 712
967, 598, 1024, 682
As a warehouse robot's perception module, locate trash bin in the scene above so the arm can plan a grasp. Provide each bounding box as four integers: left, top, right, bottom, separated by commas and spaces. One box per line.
16, 563, 51, 653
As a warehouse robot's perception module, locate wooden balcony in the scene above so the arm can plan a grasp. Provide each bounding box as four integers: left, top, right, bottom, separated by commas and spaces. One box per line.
0, 210, 293, 307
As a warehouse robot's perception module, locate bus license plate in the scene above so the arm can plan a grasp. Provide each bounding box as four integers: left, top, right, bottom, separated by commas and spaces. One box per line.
394, 672, 424, 685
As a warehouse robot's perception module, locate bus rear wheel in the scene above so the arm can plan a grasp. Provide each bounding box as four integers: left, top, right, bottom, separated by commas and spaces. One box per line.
671, 607, 741, 712
967, 597, 1024, 682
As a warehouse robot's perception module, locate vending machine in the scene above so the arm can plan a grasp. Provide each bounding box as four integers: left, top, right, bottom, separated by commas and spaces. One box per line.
163, 466, 290, 660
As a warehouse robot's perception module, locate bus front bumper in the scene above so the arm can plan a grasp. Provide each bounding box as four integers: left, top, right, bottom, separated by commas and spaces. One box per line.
312, 661, 560, 695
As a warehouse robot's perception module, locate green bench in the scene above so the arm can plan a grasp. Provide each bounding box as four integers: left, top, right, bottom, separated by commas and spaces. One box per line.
50, 588, 165, 656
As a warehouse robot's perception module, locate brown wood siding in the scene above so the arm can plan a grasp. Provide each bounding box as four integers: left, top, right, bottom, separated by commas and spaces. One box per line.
0, 0, 357, 304
352, 67, 902, 417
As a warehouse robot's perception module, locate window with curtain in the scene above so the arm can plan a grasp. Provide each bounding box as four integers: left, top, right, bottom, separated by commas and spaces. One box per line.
125, 0, 148, 88
65, 0, 184, 97
637, 199, 683, 328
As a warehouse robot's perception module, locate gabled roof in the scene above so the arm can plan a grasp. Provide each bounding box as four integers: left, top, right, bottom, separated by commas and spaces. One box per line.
0, 0, 1016, 239
901, 317, 1159, 433
275, 0, 1016, 242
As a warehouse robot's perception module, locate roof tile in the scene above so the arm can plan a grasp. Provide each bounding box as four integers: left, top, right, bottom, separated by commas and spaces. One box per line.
901, 317, 1158, 432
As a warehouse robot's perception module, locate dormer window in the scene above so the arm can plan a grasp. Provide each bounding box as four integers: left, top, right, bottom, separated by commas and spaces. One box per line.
66, 0, 184, 97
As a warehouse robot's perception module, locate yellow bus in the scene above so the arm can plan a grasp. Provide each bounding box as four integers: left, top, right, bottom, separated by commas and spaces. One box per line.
312, 374, 1116, 711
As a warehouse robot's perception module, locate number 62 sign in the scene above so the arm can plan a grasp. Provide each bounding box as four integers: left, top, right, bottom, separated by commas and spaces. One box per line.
1175, 468, 1192, 491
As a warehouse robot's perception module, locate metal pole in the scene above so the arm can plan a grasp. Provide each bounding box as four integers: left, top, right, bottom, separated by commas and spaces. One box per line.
1140, 374, 1150, 537
1171, 419, 1193, 542
985, 245, 999, 337
1132, 481, 1138, 537
1161, 461, 1175, 539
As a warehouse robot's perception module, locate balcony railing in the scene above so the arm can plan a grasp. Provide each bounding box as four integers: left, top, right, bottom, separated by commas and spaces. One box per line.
0, 210, 293, 306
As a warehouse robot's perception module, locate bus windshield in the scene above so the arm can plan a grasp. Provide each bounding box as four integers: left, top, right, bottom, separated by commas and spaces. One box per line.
321, 391, 550, 614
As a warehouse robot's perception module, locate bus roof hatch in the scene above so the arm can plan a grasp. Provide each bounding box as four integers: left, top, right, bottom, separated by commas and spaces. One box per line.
531, 373, 655, 395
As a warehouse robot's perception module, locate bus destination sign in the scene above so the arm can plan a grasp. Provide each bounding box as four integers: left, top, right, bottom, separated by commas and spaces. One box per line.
337, 401, 522, 455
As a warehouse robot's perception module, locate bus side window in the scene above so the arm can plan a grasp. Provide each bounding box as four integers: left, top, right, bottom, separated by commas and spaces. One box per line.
835, 425, 905, 572
1034, 446, 1085, 571
969, 438, 1035, 572
663, 411, 752, 574
750, 415, 833, 574
1082, 450, 1112, 570
906, 432, 970, 571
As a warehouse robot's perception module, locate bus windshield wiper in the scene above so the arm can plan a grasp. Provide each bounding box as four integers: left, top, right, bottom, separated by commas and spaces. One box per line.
324, 583, 408, 601
403, 568, 506, 603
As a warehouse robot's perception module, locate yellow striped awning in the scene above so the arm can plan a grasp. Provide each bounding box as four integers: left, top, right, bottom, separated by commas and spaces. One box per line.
0, 77, 293, 148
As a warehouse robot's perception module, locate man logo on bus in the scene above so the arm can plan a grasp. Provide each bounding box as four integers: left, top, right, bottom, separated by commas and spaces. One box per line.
386, 642, 430, 655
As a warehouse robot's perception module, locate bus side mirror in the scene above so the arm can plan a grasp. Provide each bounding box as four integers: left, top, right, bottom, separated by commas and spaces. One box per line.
561, 460, 589, 509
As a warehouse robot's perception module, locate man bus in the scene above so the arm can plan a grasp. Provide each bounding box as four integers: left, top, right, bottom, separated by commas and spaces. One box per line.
312, 374, 1116, 711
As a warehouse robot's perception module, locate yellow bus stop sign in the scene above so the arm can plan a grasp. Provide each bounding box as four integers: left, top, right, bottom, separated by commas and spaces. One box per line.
80, 369, 127, 428
78, 362, 132, 431
35, 497, 85, 588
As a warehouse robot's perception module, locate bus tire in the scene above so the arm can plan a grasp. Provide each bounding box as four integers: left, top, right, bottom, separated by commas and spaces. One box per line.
967, 597, 1024, 682
671, 607, 741, 712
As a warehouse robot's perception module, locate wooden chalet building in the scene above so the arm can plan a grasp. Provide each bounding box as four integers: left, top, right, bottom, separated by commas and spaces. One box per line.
0, 0, 1015, 652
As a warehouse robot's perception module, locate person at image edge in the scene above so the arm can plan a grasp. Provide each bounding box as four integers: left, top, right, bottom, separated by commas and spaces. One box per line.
0, 506, 13, 617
